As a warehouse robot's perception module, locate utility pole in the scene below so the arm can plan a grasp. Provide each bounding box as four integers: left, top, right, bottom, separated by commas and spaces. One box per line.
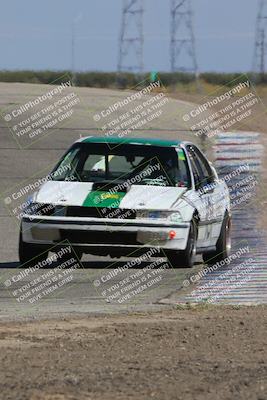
71, 14, 82, 86
253, 0, 267, 80
71, 20, 76, 85
118, 0, 144, 73
170, 0, 198, 78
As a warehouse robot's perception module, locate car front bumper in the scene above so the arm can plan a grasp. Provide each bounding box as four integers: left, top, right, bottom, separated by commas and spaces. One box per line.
21, 216, 190, 252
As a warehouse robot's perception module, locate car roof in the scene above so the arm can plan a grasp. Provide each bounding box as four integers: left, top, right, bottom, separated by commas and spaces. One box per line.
76, 136, 184, 148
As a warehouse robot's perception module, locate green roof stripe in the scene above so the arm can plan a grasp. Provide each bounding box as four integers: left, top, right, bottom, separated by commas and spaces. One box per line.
81, 136, 182, 147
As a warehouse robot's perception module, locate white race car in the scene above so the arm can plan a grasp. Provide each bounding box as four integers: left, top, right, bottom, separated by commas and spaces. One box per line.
20, 137, 231, 267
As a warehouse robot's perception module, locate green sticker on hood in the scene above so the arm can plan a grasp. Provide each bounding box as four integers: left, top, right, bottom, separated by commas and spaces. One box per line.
82, 191, 126, 208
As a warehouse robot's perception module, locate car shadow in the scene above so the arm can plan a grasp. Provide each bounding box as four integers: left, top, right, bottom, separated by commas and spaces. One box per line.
0, 262, 20, 269
80, 260, 163, 269
0, 259, 203, 270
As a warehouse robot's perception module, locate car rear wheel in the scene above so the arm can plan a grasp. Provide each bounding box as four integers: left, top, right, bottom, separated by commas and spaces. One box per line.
166, 221, 197, 268
202, 213, 231, 265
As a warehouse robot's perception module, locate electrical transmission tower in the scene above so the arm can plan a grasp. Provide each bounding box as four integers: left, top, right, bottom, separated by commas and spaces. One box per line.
170, 0, 198, 77
253, 0, 267, 77
118, 0, 144, 73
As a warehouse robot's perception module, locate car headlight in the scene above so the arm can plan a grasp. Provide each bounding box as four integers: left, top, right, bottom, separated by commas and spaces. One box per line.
24, 194, 66, 217
168, 212, 183, 223
23, 194, 38, 215
25, 202, 67, 217
136, 210, 183, 222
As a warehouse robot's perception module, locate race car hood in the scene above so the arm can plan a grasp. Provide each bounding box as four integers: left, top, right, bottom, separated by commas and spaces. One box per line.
35, 181, 187, 210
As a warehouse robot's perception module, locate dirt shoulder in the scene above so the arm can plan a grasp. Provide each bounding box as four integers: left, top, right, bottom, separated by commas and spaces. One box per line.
0, 306, 266, 400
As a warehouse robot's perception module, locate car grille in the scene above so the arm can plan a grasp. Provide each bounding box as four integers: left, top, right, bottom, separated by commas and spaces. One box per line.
60, 230, 138, 245
66, 206, 136, 219
34, 204, 136, 219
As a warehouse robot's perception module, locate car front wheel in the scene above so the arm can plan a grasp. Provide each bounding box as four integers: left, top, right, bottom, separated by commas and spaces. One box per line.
166, 221, 197, 268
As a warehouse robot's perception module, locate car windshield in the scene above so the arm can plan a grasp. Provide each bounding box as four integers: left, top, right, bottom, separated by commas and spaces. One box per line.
51, 142, 191, 188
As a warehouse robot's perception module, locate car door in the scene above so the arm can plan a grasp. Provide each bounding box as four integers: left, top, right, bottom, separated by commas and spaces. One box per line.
186, 145, 217, 248
189, 145, 226, 247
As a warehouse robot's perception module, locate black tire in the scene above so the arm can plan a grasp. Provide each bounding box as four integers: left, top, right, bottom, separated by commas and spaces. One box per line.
202, 213, 231, 265
166, 220, 197, 268
19, 230, 48, 266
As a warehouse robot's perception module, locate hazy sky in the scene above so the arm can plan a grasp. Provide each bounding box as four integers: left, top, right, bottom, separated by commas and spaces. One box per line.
0, 0, 258, 72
